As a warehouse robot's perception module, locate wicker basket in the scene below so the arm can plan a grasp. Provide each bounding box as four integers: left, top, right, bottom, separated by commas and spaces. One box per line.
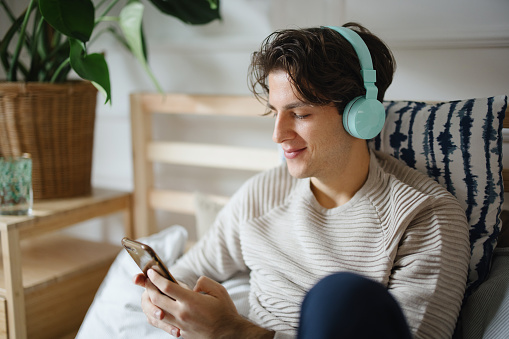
0, 81, 97, 199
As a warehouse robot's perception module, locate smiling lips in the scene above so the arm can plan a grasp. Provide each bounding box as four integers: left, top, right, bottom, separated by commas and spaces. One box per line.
283, 147, 306, 159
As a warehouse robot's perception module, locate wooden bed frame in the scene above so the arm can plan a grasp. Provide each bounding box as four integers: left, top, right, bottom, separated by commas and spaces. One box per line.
130, 93, 509, 241
130, 93, 279, 239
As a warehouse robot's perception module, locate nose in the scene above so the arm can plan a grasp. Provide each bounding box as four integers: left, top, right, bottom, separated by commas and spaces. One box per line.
272, 113, 294, 144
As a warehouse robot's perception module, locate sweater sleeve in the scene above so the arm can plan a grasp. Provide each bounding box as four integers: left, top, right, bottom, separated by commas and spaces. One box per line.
273, 331, 293, 339
388, 192, 470, 338
171, 183, 250, 288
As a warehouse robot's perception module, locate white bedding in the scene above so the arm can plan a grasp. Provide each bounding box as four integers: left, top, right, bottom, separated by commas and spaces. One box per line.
77, 225, 250, 338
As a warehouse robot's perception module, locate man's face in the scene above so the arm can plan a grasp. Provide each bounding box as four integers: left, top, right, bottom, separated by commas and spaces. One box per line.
268, 70, 355, 183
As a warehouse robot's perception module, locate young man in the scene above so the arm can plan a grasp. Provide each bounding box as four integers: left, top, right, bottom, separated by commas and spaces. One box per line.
134, 23, 470, 338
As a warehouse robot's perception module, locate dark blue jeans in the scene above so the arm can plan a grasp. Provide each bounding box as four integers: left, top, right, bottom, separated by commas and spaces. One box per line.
298, 272, 412, 339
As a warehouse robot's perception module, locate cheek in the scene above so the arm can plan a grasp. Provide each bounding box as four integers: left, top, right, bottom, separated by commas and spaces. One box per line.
297, 115, 347, 150
316, 121, 346, 145
320, 126, 355, 159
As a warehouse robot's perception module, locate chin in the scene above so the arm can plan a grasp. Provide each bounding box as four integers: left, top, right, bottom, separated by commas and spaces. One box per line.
286, 164, 309, 179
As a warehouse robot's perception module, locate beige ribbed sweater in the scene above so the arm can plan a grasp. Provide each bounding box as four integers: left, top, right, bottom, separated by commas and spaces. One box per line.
172, 150, 470, 339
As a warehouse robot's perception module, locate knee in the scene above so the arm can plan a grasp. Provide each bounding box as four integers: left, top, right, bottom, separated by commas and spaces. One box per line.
304, 272, 383, 306
299, 272, 412, 339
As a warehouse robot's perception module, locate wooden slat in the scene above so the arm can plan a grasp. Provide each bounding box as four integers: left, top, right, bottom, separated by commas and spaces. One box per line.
23, 257, 113, 339
139, 93, 266, 117
14, 191, 130, 240
149, 189, 229, 215
148, 141, 280, 172
1, 229, 26, 339
131, 94, 157, 238
0, 296, 7, 338
0, 234, 119, 293
0, 189, 131, 238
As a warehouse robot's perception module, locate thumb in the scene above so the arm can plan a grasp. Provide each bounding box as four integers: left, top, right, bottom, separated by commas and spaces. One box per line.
193, 276, 238, 314
193, 276, 224, 296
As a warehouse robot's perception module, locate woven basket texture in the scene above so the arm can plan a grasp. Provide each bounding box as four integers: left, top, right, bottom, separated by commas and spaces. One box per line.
0, 81, 97, 199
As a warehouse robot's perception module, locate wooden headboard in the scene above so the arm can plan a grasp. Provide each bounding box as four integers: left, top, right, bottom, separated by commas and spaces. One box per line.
130, 93, 509, 240
130, 93, 279, 239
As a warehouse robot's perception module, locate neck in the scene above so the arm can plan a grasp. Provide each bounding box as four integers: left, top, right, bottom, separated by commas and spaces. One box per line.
311, 142, 371, 209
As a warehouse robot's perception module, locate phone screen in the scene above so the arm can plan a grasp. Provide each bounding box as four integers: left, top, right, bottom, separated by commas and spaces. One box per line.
121, 237, 179, 284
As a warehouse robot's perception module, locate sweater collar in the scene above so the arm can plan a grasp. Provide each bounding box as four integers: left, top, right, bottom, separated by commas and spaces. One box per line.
296, 149, 381, 215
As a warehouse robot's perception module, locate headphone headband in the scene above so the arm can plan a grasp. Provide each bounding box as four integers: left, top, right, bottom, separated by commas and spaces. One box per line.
323, 25, 386, 139
325, 26, 378, 100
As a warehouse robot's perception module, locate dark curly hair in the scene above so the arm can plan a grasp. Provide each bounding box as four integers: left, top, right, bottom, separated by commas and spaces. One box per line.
248, 22, 396, 114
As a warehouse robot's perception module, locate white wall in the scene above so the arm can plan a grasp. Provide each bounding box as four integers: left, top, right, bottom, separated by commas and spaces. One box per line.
347, 0, 509, 101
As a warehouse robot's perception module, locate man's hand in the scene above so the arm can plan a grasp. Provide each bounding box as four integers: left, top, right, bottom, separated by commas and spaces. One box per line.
133, 272, 184, 337
134, 269, 274, 338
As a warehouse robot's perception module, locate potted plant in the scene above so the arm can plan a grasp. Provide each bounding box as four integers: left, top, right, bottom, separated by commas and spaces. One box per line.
0, 0, 220, 199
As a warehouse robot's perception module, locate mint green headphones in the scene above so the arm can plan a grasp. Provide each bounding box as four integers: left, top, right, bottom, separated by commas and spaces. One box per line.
327, 26, 386, 139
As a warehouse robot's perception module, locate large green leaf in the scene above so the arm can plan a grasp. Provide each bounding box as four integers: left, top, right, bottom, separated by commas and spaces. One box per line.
119, 2, 146, 65
119, 1, 162, 92
39, 0, 94, 42
148, 0, 221, 25
69, 38, 111, 103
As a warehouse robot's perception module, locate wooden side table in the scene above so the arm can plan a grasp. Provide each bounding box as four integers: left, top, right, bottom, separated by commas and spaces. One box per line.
0, 188, 133, 339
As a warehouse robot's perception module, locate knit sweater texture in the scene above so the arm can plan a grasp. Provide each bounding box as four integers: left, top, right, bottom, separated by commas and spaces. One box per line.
172, 150, 470, 338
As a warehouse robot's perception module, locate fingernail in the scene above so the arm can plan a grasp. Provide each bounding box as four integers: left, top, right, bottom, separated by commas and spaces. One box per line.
154, 309, 162, 319
171, 328, 178, 337
147, 269, 155, 278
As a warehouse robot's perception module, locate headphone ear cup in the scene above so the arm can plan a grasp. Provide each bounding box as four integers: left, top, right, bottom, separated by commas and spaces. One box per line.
343, 96, 386, 139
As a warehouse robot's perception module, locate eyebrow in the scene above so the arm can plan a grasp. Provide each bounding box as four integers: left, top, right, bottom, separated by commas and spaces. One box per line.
266, 101, 310, 111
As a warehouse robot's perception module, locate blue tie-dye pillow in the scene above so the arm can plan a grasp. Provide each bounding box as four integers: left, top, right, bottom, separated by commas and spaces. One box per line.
370, 95, 507, 295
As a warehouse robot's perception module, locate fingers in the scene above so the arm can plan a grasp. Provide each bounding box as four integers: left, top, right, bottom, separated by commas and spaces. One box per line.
141, 284, 181, 337
133, 273, 147, 287
144, 271, 183, 323
142, 272, 245, 338
141, 288, 164, 320
177, 280, 191, 290
134, 270, 184, 337
148, 269, 190, 301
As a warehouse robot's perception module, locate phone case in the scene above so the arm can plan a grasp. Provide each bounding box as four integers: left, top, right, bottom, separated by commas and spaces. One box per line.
121, 237, 178, 284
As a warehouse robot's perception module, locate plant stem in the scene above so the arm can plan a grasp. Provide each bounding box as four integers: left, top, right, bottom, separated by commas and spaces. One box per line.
98, 0, 122, 23
0, 0, 16, 23
98, 16, 120, 23
50, 58, 70, 83
7, 0, 36, 81
27, 14, 44, 81
96, 0, 109, 9
144, 64, 163, 93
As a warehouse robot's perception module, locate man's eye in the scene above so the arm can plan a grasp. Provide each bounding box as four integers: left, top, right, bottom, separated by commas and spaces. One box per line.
294, 114, 310, 119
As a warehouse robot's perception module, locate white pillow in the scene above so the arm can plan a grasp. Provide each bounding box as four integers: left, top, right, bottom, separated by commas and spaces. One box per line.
193, 191, 226, 239
77, 225, 188, 338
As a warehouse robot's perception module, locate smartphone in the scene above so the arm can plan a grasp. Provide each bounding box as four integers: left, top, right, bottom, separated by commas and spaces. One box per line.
121, 237, 179, 285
